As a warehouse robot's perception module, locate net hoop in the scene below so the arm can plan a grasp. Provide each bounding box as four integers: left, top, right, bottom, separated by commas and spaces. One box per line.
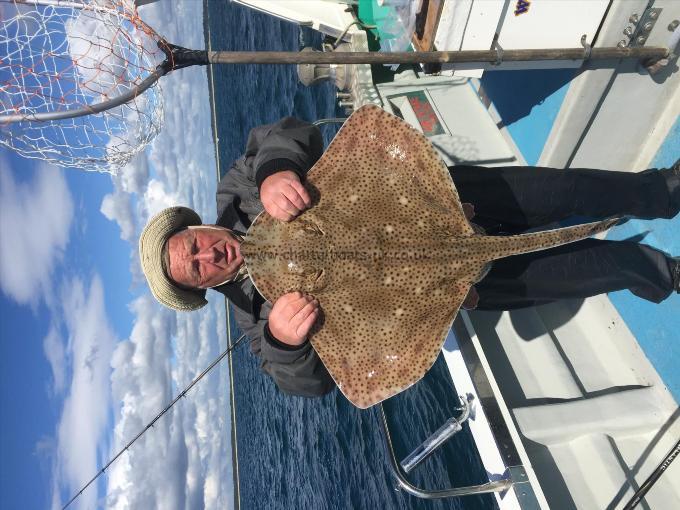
0, 0, 168, 172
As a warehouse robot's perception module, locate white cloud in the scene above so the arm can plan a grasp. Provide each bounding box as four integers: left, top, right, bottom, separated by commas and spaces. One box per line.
105, 295, 230, 509
94, 1, 233, 507
100, 188, 136, 242
43, 324, 67, 395
118, 154, 151, 195
143, 179, 185, 217
0, 159, 74, 305
51, 275, 118, 510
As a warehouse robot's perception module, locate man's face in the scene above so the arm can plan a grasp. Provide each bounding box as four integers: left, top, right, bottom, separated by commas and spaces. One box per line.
167, 226, 243, 289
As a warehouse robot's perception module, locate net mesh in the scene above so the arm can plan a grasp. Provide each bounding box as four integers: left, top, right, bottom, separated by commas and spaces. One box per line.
0, 0, 167, 173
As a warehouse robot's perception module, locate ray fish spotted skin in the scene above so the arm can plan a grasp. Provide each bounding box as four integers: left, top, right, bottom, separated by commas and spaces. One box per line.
241, 105, 619, 409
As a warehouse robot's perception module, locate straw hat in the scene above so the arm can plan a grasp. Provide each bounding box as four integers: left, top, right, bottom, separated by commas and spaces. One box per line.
139, 206, 207, 311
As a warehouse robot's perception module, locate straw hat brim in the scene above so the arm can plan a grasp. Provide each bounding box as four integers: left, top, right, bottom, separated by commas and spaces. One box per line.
139, 206, 207, 311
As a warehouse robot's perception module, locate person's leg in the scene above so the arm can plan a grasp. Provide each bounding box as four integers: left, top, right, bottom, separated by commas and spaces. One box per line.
450, 165, 677, 234
474, 238, 676, 310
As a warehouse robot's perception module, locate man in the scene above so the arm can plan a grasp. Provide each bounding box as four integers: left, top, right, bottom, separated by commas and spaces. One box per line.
140, 117, 680, 398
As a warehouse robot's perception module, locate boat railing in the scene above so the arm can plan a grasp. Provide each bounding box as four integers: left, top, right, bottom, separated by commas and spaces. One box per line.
377, 320, 542, 508
399, 394, 473, 474
378, 401, 520, 499
313, 118, 348, 127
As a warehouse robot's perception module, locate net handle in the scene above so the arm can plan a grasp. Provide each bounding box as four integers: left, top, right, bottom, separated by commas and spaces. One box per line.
0, 67, 166, 123
205, 46, 670, 65
2, 0, 134, 17
1, 44, 669, 124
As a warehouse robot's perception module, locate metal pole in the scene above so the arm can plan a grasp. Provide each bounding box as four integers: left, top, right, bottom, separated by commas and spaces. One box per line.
400, 395, 473, 474
3, 0, 121, 14
378, 404, 513, 498
2, 0, 87, 7
0, 68, 166, 123
2, 45, 669, 125
623, 439, 680, 510
207, 46, 669, 65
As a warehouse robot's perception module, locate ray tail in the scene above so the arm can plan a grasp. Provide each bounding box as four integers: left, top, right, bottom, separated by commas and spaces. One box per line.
478, 217, 621, 262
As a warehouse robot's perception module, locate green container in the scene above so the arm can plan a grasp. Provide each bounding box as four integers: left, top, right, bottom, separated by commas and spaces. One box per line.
357, 0, 414, 52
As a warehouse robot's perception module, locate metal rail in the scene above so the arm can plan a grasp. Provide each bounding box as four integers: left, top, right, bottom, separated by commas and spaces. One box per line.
2, 42, 670, 124
313, 118, 349, 127
378, 403, 513, 499
400, 395, 473, 474
1, 68, 166, 123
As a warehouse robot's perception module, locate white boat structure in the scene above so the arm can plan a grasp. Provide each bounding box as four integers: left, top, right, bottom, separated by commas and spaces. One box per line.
233, 1, 680, 508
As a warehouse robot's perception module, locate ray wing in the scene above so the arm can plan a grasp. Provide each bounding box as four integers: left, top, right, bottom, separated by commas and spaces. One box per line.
306, 104, 475, 238
310, 279, 472, 409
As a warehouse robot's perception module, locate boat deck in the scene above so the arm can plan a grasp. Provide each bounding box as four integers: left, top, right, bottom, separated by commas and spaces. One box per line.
446, 1, 680, 505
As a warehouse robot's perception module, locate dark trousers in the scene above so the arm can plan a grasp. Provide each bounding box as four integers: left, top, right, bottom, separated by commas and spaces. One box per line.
449, 165, 675, 308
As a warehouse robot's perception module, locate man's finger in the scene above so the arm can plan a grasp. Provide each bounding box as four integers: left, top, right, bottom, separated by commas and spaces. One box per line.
271, 202, 294, 222
274, 194, 300, 217
274, 194, 298, 214
270, 205, 292, 222
290, 180, 312, 208
296, 307, 319, 338
285, 293, 312, 316
290, 299, 317, 329
281, 184, 307, 211
293, 294, 314, 312
280, 291, 302, 304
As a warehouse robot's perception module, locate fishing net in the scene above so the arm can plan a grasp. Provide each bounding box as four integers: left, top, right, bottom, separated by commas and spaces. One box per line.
0, 0, 167, 172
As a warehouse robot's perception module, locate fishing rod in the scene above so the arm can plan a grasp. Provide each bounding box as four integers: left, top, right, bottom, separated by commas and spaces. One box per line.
623, 439, 680, 510
60, 332, 248, 510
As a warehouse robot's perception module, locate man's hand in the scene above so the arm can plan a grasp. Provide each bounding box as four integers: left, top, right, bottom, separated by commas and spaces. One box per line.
260, 171, 312, 221
268, 292, 320, 346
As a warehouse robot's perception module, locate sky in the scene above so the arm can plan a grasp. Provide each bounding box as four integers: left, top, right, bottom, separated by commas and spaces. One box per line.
0, 1, 234, 509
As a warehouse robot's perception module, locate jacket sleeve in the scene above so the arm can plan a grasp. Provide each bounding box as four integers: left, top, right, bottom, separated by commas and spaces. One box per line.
247, 117, 324, 188
216, 117, 330, 397
230, 302, 336, 398
215, 117, 324, 227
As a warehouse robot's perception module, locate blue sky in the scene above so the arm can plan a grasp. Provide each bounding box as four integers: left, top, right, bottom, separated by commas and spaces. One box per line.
0, 2, 233, 509
0, 149, 131, 510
